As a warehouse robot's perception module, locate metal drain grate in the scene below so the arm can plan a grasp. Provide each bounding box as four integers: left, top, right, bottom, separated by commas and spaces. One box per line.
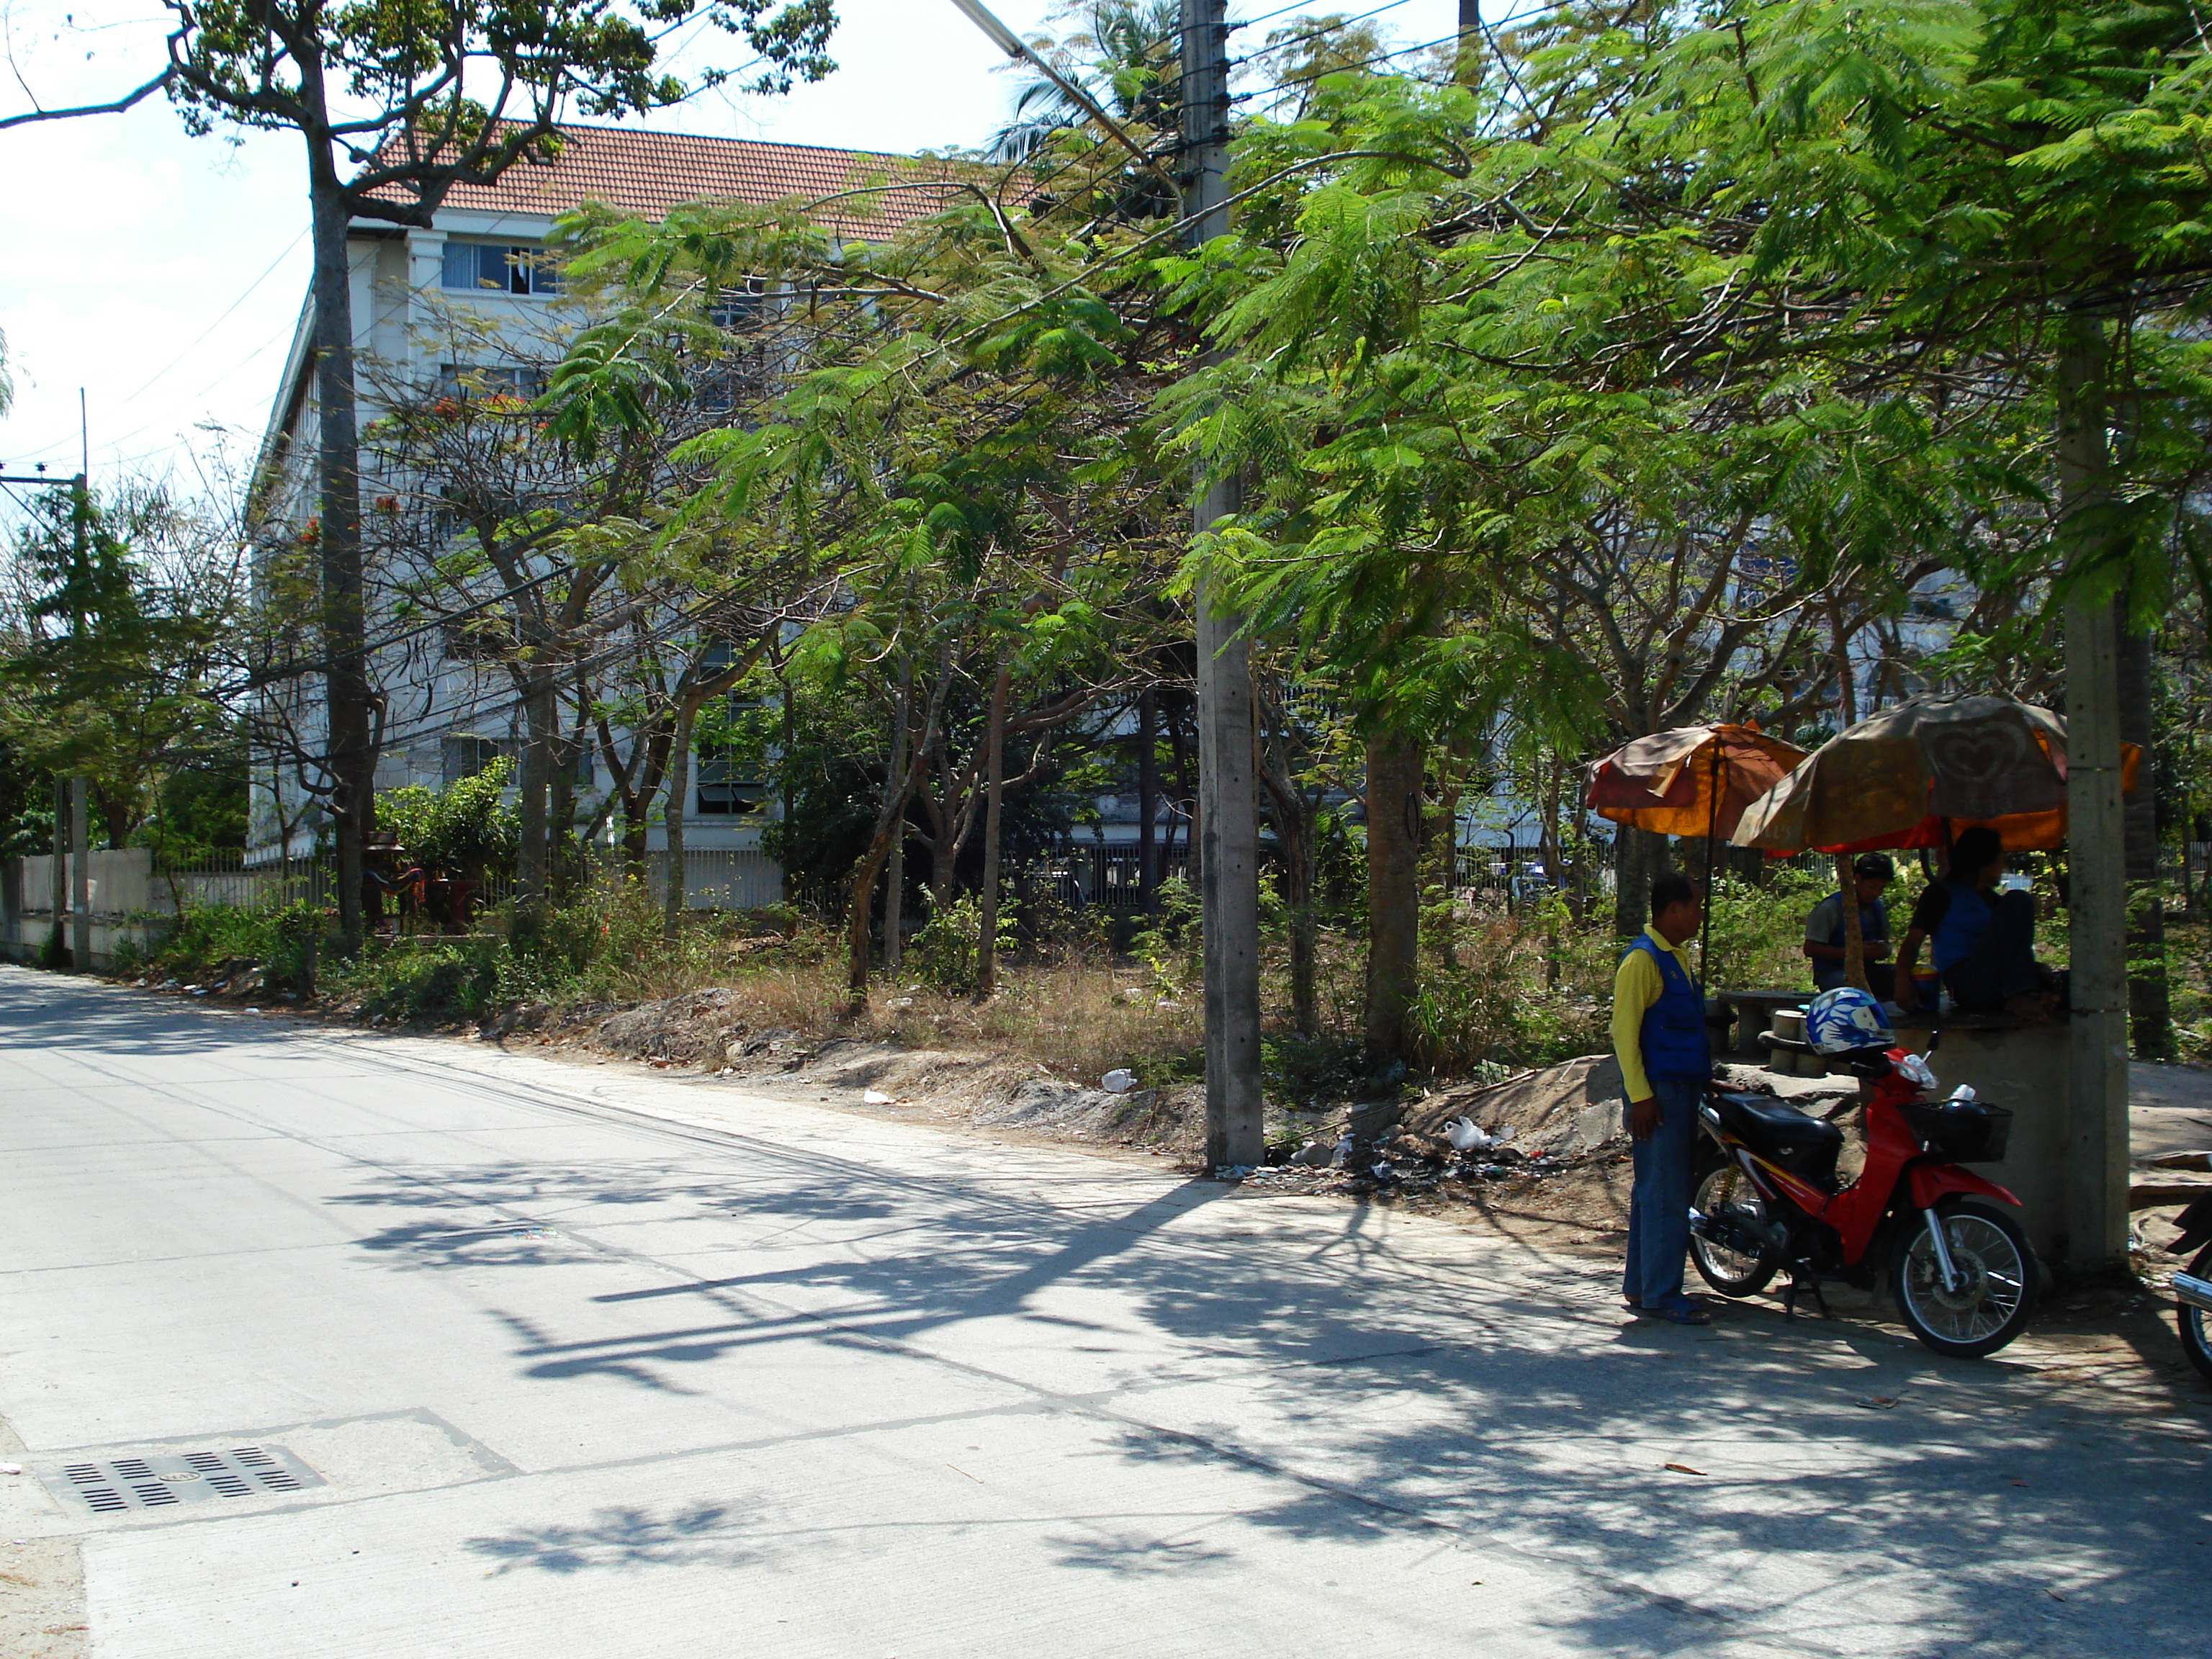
40, 1444, 323, 1518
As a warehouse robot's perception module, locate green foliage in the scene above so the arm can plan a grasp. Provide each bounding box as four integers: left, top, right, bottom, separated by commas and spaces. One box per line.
1702, 866, 1837, 993
1407, 896, 1617, 1076
150, 898, 328, 994
906, 891, 1017, 997
375, 760, 520, 876
1127, 876, 1201, 994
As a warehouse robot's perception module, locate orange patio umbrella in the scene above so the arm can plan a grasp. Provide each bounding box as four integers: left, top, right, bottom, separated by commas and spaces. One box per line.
1586, 722, 1809, 973
1729, 695, 2139, 856
1586, 723, 1809, 842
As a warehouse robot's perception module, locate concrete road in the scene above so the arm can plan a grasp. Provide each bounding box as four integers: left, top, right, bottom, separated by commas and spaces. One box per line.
1, 966, 2206, 1659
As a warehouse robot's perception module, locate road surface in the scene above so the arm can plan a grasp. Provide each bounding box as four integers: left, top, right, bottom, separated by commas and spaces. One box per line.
1, 964, 2205, 1658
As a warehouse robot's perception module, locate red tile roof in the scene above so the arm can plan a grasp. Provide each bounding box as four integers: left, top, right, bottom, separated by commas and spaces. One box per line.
366, 124, 974, 240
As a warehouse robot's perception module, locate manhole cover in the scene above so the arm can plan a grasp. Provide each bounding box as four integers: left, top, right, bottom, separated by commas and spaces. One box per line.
37, 1444, 324, 1517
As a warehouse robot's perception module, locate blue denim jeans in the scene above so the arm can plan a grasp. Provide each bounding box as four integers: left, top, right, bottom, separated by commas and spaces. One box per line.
1624, 1075, 1701, 1308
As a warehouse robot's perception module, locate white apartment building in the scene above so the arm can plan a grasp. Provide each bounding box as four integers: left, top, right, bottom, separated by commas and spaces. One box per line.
246, 125, 963, 893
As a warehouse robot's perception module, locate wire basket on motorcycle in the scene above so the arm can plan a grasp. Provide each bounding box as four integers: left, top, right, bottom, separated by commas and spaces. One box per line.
1896, 1098, 2013, 1163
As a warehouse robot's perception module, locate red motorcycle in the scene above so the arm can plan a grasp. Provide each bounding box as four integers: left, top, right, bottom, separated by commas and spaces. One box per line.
1688, 1035, 2038, 1357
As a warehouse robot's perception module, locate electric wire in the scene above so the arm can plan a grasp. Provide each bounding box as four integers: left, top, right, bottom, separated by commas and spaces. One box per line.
1228, 29, 1467, 98
113, 231, 309, 410
1230, 0, 1421, 63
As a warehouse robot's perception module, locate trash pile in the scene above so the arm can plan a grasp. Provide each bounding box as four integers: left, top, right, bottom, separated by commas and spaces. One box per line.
1233, 1053, 1637, 1200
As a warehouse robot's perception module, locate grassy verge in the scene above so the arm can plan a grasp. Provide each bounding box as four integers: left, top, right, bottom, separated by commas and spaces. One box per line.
125, 868, 2199, 1100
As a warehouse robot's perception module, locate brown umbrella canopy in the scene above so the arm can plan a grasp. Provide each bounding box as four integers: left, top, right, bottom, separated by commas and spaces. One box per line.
1730, 694, 2138, 855
1586, 724, 1809, 840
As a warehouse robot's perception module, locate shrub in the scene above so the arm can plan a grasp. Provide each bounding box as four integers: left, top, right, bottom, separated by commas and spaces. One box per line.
1128, 876, 1200, 994
375, 760, 519, 877
906, 891, 1015, 996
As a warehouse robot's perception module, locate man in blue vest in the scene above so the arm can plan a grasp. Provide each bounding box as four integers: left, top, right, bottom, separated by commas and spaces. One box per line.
1611, 872, 1714, 1325
1894, 827, 2062, 1017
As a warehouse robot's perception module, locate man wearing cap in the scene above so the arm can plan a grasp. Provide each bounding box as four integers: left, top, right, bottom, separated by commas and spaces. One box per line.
1803, 854, 1896, 998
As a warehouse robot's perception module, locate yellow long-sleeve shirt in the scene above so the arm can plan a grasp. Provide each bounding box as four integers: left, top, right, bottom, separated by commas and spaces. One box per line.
1610, 924, 1697, 1103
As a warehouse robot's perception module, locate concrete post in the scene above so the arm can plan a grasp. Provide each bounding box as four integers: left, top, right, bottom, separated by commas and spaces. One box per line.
70, 778, 91, 971
2056, 318, 2129, 1275
2063, 597, 2129, 1273
1185, 0, 1264, 1170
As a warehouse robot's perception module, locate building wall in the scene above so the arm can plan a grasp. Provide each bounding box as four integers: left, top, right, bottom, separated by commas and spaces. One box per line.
248, 210, 784, 882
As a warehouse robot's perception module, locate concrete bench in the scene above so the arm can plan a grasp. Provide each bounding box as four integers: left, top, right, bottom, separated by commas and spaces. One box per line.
1711, 988, 1814, 1056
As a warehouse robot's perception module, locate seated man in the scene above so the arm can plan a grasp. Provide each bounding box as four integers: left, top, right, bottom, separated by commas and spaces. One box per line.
1803, 853, 1896, 997
1894, 827, 2063, 1018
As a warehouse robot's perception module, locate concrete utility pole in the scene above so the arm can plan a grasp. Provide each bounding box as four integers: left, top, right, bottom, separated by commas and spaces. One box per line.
70, 471, 93, 971
2056, 321, 2130, 1275
1183, 0, 1264, 1170
71, 777, 91, 971
50, 778, 67, 961
2, 469, 81, 964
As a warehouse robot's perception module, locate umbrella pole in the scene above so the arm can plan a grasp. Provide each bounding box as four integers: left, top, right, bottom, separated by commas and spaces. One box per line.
1699, 744, 1719, 987
1838, 853, 1869, 994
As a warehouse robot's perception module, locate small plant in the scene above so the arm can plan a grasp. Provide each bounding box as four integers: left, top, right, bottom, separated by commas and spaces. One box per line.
906, 891, 1015, 997
1128, 876, 1200, 994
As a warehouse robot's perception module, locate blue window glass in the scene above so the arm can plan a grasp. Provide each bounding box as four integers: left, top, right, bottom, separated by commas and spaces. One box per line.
440, 243, 558, 295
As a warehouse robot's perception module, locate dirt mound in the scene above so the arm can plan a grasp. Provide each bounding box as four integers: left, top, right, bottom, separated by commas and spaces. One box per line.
1403, 1054, 1629, 1156
973, 1079, 1204, 1148
590, 988, 747, 1066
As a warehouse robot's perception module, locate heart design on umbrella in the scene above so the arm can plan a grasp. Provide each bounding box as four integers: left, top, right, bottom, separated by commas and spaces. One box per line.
1923, 720, 2064, 819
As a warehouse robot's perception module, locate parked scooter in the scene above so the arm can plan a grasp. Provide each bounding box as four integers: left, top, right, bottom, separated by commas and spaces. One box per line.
1688, 992, 2037, 1358
2168, 1194, 2212, 1382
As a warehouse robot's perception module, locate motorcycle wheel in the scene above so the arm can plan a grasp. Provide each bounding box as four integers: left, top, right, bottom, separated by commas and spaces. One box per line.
2180, 1244, 2212, 1385
1690, 1161, 1779, 1297
1892, 1197, 2037, 1359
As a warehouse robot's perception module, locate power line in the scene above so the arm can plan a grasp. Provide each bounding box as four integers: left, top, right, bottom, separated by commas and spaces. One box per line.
1231, 0, 1420, 62
1228, 28, 1464, 98
112, 231, 308, 410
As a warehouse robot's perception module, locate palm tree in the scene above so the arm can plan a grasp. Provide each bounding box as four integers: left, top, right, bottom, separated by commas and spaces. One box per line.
988, 1, 1184, 197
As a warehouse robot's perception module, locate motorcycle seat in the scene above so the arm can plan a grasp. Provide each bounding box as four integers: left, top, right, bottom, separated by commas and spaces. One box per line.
1711, 1091, 1844, 1183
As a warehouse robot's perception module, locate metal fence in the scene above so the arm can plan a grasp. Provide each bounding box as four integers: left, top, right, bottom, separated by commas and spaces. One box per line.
603, 848, 783, 912
1030, 845, 1193, 912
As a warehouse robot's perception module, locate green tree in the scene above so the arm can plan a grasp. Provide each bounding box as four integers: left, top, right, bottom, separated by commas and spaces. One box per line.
3, 0, 838, 948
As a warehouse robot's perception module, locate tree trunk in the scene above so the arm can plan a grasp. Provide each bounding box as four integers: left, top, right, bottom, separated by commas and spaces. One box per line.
1260, 765, 1318, 1035
663, 701, 693, 941
2118, 595, 2170, 1057
779, 674, 797, 904
308, 170, 375, 952
975, 660, 1012, 998
847, 671, 949, 994
1363, 725, 1423, 1062
1433, 767, 1462, 969
513, 667, 553, 941
1136, 687, 1158, 912
1612, 824, 1671, 938
547, 681, 587, 903
1540, 753, 1564, 989
1835, 854, 1868, 993
884, 666, 913, 976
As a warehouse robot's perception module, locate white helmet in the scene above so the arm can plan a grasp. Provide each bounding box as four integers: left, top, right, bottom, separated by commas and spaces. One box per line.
1806, 986, 1894, 1055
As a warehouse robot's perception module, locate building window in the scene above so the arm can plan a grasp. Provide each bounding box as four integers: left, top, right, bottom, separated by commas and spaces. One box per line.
693, 747, 763, 816
441, 734, 514, 786
436, 364, 546, 400
441, 243, 560, 296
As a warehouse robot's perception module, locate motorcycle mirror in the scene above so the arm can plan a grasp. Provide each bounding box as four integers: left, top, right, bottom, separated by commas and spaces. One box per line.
1925, 1028, 1941, 1053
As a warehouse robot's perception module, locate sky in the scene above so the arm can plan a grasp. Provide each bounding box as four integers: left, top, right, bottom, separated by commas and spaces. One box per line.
0, 1, 1467, 516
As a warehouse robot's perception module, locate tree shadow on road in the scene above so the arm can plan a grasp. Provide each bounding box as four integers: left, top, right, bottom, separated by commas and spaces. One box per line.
464, 1501, 759, 1576
328, 1118, 2212, 1656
